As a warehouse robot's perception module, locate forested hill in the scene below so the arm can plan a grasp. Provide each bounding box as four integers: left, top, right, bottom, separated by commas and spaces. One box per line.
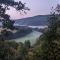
15, 15, 49, 26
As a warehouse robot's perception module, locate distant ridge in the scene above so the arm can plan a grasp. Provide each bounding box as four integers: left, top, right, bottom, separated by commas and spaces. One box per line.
15, 15, 49, 20
15, 15, 49, 26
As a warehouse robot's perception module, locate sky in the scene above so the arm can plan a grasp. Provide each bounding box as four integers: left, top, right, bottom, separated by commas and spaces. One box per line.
6, 0, 60, 19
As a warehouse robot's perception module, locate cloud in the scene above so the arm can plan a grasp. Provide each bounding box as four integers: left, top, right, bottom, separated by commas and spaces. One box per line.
6, 0, 59, 19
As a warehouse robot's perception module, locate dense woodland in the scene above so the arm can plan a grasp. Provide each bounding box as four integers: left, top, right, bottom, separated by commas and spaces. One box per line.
0, 0, 60, 60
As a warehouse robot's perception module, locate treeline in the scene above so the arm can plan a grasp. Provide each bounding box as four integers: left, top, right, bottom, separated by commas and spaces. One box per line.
0, 0, 60, 60
33, 5, 60, 60
0, 40, 33, 60
0, 7, 60, 60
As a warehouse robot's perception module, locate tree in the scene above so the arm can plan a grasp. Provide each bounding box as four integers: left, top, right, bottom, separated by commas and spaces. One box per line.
40, 5, 60, 60
33, 5, 60, 60
47, 12, 58, 41
16, 42, 28, 60
55, 4, 60, 14
0, 0, 29, 60
0, 0, 29, 29
24, 40, 31, 49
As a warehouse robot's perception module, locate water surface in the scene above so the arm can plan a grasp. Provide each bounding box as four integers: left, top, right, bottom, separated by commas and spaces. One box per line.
11, 31, 42, 45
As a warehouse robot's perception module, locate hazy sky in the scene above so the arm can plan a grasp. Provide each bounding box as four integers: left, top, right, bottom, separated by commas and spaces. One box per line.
6, 0, 60, 19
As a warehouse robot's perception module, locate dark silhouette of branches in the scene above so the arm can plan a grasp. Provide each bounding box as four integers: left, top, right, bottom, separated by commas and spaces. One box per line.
0, 0, 30, 29
0, 0, 30, 11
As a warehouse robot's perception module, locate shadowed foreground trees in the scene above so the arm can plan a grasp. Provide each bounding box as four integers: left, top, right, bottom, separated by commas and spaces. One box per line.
0, 0, 30, 39
0, 40, 32, 60
0, 0, 30, 60
0, 0, 30, 29
0, 1, 60, 60
34, 5, 60, 60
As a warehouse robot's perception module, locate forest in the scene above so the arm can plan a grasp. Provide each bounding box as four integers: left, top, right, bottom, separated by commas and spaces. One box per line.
0, 0, 60, 60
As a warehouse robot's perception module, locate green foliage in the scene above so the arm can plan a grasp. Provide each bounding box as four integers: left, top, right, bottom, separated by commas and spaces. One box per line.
24, 40, 31, 49
33, 5, 60, 60
0, 0, 31, 60
0, 40, 12, 60
0, 40, 28, 60
0, 4, 15, 29
0, 0, 29, 30
8, 41, 19, 49
2, 20, 15, 29
0, 1, 60, 60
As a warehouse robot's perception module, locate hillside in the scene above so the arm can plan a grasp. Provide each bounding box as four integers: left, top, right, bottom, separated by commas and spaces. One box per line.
15, 15, 49, 26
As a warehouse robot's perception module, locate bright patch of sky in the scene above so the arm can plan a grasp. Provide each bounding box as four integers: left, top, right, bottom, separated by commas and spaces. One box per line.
6, 0, 60, 19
